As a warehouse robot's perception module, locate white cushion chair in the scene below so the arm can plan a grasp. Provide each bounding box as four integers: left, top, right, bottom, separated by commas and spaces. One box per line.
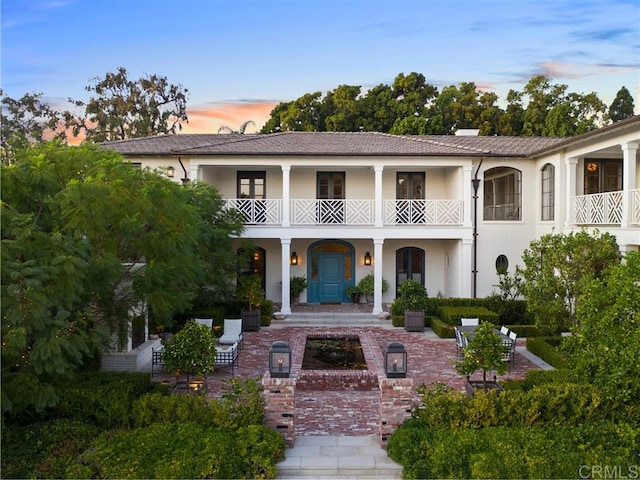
460, 317, 479, 327
215, 341, 239, 375
218, 318, 243, 348
500, 325, 510, 336
194, 318, 213, 329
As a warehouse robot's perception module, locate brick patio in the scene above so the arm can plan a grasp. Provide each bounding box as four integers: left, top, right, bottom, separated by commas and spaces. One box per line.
152, 320, 542, 437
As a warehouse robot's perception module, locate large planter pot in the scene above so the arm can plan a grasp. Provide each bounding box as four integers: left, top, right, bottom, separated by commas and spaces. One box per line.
465, 376, 503, 396
241, 309, 261, 332
404, 310, 425, 332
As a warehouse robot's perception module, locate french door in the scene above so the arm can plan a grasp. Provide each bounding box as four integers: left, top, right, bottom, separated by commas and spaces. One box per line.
317, 172, 345, 224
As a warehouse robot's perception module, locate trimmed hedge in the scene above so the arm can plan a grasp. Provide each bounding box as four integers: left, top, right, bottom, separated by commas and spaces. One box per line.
439, 306, 499, 325
430, 316, 455, 338
526, 336, 568, 369
388, 421, 639, 480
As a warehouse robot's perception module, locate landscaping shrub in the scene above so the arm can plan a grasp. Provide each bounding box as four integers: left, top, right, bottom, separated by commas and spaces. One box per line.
439, 306, 499, 325
526, 336, 568, 369
388, 422, 639, 479
134, 378, 265, 429
8, 372, 156, 428
429, 316, 455, 337
1, 419, 99, 479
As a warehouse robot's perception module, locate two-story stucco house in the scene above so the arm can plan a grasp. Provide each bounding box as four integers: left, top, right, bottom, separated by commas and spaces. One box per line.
102, 116, 639, 316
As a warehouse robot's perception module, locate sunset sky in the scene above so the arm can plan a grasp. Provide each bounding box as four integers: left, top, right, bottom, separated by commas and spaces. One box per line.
2, 0, 639, 135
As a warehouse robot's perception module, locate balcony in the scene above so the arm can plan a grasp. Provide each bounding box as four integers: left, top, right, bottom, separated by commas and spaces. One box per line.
224, 198, 463, 226
572, 190, 640, 225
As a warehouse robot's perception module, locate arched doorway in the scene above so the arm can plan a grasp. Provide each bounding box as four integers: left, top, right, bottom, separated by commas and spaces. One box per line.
396, 247, 425, 295
307, 240, 355, 303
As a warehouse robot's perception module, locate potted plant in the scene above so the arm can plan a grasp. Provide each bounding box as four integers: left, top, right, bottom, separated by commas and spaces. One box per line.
455, 321, 509, 394
356, 273, 389, 303
237, 274, 264, 331
395, 279, 427, 332
345, 285, 362, 304
163, 321, 218, 394
290, 275, 308, 304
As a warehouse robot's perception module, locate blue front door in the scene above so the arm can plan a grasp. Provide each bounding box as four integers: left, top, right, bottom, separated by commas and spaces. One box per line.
307, 240, 355, 303
319, 255, 344, 303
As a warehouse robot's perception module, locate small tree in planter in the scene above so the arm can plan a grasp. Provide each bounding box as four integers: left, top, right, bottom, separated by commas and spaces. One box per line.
290, 275, 308, 304
163, 321, 218, 392
345, 285, 362, 304
394, 279, 428, 331
455, 321, 510, 393
356, 273, 389, 303
238, 274, 264, 331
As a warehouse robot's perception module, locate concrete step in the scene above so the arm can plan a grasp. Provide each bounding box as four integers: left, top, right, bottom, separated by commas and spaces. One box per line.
276, 436, 402, 479
274, 313, 390, 326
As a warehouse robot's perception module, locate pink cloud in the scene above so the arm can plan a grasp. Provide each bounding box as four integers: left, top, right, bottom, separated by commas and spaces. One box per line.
183, 101, 277, 134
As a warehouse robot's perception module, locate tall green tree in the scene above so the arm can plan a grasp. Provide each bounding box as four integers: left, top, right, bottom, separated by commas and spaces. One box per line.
566, 251, 640, 403
65, 67, 189, 142
0, 91, 65, 164
1, 142, 243, 414
517, 230, 620, 333
323, 84, 361, 131
608, 86, 635, 122
356, 83, 397, 132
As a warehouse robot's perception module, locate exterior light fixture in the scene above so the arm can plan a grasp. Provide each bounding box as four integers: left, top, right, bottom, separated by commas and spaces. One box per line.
384, 342, 407, 378
364, 252, 372, 266
290, 252, 298, 265
166, 166, 175, 178
269, 341, 292, 378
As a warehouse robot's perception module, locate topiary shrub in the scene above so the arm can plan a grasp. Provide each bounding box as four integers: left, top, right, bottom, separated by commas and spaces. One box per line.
356, 273, 389, 303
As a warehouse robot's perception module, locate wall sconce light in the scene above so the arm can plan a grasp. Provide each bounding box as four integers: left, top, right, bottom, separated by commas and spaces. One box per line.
290, 252, 298, 265
384, 342, 407, 378
269, 341, 292, 378
364, 252, 372, 266
166, 166, 175, 178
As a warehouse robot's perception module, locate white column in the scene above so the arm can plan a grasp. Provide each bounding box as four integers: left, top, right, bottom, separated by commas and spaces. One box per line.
189, 163, 199, 182
280, 239, 292, 315
373, 238, 384, 315
282, 165, 291, 227
564, 157, 578, 229
463, 165, 473, 227
374, 165, 384, 227
621, 142, 638, 228
461, 238, 473, 298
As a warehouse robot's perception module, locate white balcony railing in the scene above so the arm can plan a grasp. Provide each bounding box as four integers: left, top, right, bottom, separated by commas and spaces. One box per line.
384, 199, 463, 225
634, 189, 640, 225
573, 191, 623, 225
225, 198, 464, 226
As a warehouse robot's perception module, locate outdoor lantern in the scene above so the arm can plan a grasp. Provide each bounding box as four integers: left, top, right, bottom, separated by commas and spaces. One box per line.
290, 252, 298, 265
166, 166, 175, 178
384, 342, 407, 378
269, 341, 292, 378
364, 251, 372, 265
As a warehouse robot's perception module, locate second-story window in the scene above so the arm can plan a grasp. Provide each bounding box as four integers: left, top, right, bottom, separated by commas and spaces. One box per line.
584, 159, 622, 194
396, 172, 425, 224
484, 167, 521, 221
317, 172, 345, 224
237, 171, 266, 224
541, 163, 555, 221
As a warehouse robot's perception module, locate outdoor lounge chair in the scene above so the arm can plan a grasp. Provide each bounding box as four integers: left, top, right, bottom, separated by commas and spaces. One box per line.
151, 346, 164, 375
195, 318, 213, 329
218, 318, 243, 348
215, 341, 239, 375
460, 317, 479, 326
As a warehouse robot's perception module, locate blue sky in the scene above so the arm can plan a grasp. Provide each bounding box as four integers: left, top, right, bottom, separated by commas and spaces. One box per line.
2, 0, 639, 133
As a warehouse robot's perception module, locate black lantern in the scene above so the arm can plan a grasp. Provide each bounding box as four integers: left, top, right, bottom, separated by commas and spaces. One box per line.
384, 342, 407, 378
364, 251, 372, 265
269, 341, 292, 378
290, 252, 298, 265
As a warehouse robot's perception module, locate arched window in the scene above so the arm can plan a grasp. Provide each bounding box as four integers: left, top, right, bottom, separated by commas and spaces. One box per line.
237, 247, 266, 292
396, 247, 425, 295
483, 167, 521, 221
541, 163, 555, 221
495, 254, 509, 274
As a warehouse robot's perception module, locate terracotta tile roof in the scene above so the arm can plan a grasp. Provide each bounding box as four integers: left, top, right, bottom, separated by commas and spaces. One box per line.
98, 131, 570, 158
